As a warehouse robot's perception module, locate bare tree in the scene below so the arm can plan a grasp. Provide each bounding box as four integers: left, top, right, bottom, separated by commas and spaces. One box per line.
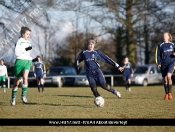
61, 0, 146, 66
0, 0, 63, 66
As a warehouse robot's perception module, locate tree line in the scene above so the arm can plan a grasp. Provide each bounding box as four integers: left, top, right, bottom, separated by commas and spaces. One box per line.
1, 0, 175, 74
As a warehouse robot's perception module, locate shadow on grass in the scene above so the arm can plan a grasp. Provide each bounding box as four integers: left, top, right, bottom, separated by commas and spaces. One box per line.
25, 102, 61, 106
62, 104, 93, 108
0, 102, 6, 105
25, 102, 90, 108
26, 102, 92, 108
44, 103, 93, 108
56, 94, 93, 98
25, 102, 39, 105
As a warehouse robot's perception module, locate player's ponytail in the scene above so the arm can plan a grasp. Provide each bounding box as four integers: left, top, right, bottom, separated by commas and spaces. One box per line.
94, 38, 98, 44
168, 33, 173, 42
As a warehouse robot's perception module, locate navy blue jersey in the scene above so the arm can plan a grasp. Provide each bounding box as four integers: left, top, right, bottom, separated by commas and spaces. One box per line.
122, 62, 133, 76
33, 61, 46, 75
156, 42, 175, 65
76, 50, 120, 71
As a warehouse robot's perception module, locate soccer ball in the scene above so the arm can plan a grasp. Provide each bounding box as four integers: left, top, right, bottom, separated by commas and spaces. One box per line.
94, 96, 105, 107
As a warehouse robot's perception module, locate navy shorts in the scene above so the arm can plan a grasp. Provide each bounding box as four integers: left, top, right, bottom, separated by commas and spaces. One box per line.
161, 62, 174, 77
36, 74, 43, 80
86, 69, 106, 84
123, 74, 131, 81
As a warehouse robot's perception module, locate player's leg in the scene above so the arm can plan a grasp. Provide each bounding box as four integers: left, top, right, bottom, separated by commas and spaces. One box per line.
89, 83, 100, 97
98, 71, 121, 98
100, 83, 121, 98
40, 77, 44, 92
161, 65, 169, 100
21, 70, 29, 103
10, 77, 20, 105
2, 75, 6, 93
36, 76, 41, 92
127, 76, 132, 92
123, 76, 128, 91
167, 63, 174, 100
21, 60, 32, 103
163, 76, 168, 100
0, 77, 2, 92
11, 59, 24, 105
87, 74, 100, 97
167, 73, 173, 100
2, 81, 6, 93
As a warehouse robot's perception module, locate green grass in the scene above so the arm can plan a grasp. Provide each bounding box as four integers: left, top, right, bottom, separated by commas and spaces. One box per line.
0, 85, 175, 132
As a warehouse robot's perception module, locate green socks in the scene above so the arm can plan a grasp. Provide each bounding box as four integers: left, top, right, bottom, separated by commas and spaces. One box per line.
22, 85, 28, 97
11, 89, 18, 98
11, 85, 28, 99
3, 85, 6, 92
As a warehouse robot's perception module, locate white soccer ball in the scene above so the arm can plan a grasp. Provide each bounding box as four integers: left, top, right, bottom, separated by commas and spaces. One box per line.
94, 96, 105, 107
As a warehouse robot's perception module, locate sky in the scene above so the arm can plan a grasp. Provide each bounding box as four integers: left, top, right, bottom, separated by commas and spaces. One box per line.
0, 1, 78, 62
3, 0, 174, 65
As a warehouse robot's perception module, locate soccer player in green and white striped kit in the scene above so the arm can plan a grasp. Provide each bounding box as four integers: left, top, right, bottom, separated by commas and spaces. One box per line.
0, 59, 8, 93
10, 27, 33, 105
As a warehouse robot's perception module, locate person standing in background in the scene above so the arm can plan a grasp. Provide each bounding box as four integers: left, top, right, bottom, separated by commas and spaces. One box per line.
0, 59, 8, 93
33, 56, 46, 92
122, 56, 133, 92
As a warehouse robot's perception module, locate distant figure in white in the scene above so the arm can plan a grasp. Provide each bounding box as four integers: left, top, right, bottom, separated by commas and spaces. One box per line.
0, 59, 8, 93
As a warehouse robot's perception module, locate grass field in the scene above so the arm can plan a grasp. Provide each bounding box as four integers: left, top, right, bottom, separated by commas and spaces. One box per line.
0, 85, 175, 132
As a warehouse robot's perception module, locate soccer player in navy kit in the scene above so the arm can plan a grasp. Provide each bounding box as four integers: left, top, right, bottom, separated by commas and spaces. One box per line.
122, 56, 133, 92
33, 56, 46, 92
156, 32, 175, 100
75, 38, 123, 98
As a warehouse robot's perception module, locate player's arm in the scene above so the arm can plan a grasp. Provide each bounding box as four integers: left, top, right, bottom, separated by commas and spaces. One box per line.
156, 45, 162, 68
33, 64, 36, 78
121, 62, 126, 69
32, 58, 38, 62
130, 63, 134, 77
15, 40, 32, 57
43, 63, 46, 78
96, 50, 122, 71
5, 66, 8, 80
155, 46, 158, 65
15, 41, 26, 57
173, 44, 175, 56
75, 51, 84, 70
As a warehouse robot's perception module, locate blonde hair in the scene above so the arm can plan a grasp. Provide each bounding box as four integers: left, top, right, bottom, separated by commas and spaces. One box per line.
164, 32, 172, 42
93, 38, 98, 44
